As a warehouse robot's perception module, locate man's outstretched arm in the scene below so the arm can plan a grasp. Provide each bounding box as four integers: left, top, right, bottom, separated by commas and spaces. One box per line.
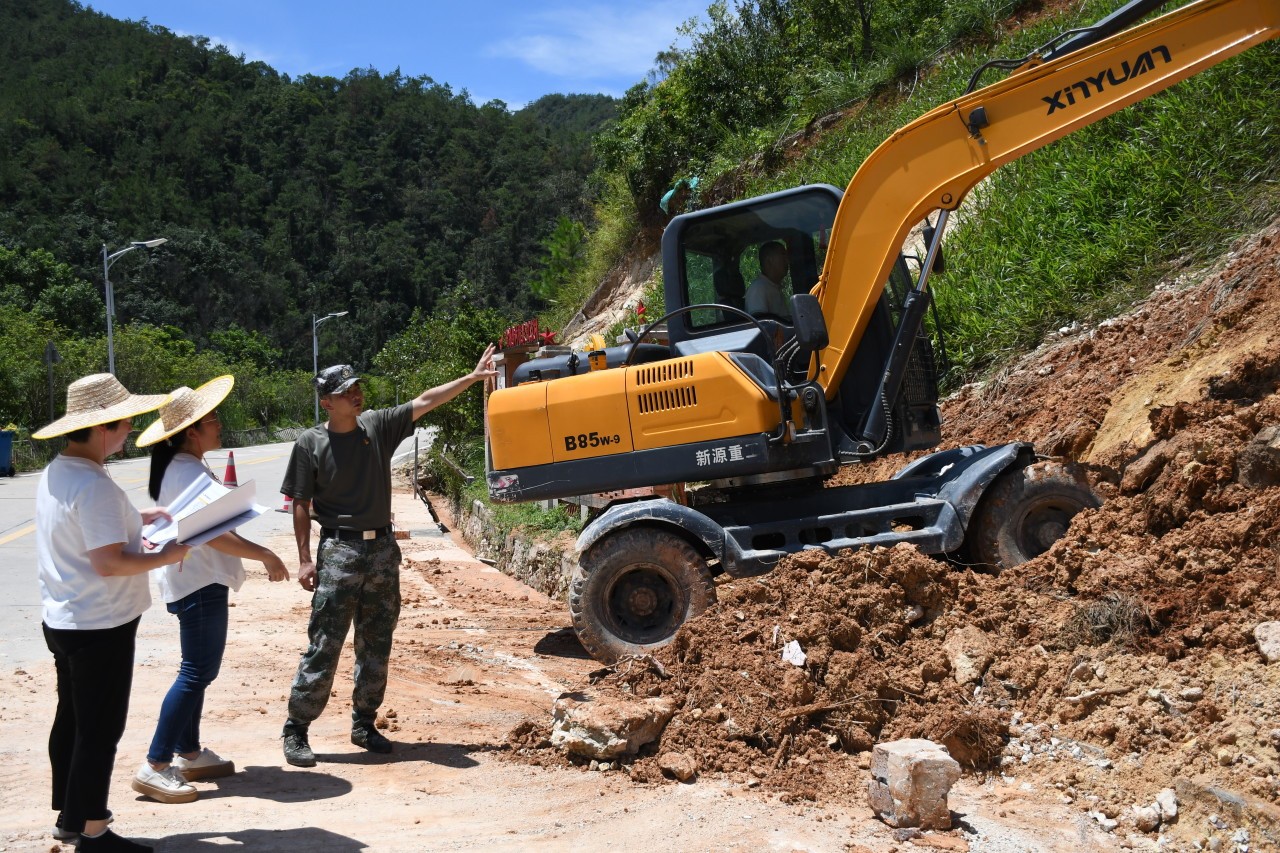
410, 343, 497, 421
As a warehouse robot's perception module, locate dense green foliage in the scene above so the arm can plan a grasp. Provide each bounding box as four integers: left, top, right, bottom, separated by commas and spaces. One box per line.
595, 0, 1040, 229
5, 0, 1278, 491
736, 0, 1280, 381
935, 42, 1280, 377
0, 246, 300, 433
1, 294, 314, 471
582, 0, 1280, 386
0, 0, 614, 374
529, 217, 587, 303
372, 284, 506, 440
540, 0, 1052, 331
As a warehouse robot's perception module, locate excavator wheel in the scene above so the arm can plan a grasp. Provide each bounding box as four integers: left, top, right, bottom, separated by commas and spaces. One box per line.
569, 528, 716, 664
967, 459, 1100, 571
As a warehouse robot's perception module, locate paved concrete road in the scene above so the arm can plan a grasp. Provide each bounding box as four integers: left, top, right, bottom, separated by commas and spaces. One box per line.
0, 442, 300, 669
0, 428, 438, 670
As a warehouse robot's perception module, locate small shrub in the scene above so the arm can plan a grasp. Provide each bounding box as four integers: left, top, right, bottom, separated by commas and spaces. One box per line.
1060, 592, 1151, 648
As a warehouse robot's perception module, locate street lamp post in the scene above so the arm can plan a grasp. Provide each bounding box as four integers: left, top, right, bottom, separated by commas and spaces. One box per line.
103, 238, 168, 374
313, 310, 349, 423
44, 341, 62, 424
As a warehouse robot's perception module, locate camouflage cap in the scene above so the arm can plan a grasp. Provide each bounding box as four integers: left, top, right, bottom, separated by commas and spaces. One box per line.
315, 364, 360, 396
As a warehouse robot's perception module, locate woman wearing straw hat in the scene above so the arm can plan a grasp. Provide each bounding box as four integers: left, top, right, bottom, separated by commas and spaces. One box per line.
131, 376, 289, 805
34, 374, 192, 853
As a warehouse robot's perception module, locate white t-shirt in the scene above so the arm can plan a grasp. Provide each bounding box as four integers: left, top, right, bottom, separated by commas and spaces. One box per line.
156, 453, 246, 603
37, 454, 151, 630
745, 274, 791, 318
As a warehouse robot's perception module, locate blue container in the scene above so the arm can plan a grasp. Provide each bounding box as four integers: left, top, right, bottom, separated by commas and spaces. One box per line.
0, 430, 13, 477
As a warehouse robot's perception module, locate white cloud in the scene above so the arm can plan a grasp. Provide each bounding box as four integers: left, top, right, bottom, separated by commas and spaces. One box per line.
176, 29, 283, 68
486, 0, 702, 83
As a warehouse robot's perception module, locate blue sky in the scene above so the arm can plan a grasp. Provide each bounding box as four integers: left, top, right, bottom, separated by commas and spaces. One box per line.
84, 0, 708, 108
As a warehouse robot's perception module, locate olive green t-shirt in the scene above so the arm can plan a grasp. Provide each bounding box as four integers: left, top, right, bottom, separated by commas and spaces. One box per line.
281, 403, 414, 531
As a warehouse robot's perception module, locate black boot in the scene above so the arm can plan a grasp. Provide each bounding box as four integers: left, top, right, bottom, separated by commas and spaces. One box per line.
282, 720, 317, 767
351, 717, 393, 754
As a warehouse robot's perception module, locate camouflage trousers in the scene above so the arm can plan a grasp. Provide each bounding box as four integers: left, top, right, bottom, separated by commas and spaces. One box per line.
287, 534, 402, 726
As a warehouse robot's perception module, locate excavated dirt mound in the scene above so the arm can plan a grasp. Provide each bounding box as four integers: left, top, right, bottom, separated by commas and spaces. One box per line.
510, 218, 1280, 848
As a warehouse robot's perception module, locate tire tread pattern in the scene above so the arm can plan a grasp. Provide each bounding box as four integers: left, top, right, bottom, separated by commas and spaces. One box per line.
569, 528, 715, 663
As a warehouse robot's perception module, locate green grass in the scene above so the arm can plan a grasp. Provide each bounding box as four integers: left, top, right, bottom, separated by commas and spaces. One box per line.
736, 8, 1280, 385
459, 475, 584, 541
562, 0, 1277, 395
931, 43, 1280, 381
541, 171, 641, 336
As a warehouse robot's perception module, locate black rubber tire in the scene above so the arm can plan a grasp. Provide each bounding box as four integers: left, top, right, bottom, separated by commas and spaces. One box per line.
569, 528, 716, 664
968, 460, 1100, 571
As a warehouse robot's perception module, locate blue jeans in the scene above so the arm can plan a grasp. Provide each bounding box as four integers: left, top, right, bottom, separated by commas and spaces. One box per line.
147, 584, 228, 764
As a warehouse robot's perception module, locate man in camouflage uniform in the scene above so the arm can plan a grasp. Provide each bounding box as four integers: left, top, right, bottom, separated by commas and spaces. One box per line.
280, 348, 495, 766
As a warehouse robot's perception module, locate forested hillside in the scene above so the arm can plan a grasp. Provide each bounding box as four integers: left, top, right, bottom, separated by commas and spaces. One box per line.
3, 0, 1276, 472
0, 0, 613, 370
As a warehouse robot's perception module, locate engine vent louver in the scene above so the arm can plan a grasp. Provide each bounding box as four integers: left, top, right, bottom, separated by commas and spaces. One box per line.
635, 359, 695, 385
638, 385, 698, 414
635, 358, 698, 415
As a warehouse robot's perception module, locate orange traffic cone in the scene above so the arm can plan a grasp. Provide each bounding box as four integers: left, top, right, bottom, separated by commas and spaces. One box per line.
223, 451, 239, 488
278, 493, 293, 514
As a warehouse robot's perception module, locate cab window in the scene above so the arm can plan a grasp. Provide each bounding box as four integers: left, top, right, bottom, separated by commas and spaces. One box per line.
677, 188, 839, 331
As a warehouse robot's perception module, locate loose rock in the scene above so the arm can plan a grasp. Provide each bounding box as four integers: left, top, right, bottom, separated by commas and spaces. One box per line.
549, 692, 677, 759
658, 751, 698, 782
1156, 788, 1179, 821
1254, 622, 1280, 664
868, 739, 961, 830
1237, 425, 1280, 488
1132, 804, 1161, 832
942, 626, 993, 687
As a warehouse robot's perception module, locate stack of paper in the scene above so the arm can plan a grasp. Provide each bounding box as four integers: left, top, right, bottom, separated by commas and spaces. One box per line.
142, 473, 267, 547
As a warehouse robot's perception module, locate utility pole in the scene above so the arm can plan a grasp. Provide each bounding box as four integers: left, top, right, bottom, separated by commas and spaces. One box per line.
44, 341, 62, 423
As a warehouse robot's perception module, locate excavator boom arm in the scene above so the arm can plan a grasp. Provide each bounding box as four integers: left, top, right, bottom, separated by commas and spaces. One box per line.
815, 0, 1279, 395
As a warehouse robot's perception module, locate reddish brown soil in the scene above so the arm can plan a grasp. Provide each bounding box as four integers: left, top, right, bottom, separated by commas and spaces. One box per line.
513, 217, 1280, 849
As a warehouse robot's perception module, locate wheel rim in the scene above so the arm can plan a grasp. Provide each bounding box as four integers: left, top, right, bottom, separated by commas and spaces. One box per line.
604, 565, 682, 646
1014, 497, 1082, 559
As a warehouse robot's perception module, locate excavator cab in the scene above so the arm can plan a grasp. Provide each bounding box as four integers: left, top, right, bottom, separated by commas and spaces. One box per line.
663, 184, 942, 456
663, 184, 838, 361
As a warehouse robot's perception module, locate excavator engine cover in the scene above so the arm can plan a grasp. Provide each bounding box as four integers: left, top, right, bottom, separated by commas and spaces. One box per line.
488, 351, 803, 502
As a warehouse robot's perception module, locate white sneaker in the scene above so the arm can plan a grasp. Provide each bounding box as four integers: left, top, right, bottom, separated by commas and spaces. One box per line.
131, 762, 197, 804
173, 747, 236, 781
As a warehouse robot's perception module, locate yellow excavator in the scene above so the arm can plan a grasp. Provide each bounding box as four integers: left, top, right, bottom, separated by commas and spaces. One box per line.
486, 0, 1280, 662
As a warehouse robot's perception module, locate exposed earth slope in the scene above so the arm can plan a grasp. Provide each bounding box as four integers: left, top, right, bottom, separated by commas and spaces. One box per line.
515, 216, 1280, 851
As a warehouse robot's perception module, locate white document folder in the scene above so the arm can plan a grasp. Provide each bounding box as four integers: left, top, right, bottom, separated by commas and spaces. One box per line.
142, 473, 267, 547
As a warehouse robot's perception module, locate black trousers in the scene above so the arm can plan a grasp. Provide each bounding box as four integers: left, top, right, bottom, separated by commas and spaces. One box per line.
43, 616, 139, 833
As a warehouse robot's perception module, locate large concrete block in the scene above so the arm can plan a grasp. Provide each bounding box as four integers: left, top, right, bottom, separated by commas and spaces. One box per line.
867, 738, 962, 830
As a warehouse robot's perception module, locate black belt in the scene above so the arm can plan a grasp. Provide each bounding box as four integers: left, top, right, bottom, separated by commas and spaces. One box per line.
320, 526, 393, 542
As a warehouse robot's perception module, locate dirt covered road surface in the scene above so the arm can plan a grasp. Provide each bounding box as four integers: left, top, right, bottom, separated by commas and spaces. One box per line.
1, 491, 1087, 852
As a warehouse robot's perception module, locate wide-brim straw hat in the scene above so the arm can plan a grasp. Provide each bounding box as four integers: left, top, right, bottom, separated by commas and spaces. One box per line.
33, 373, 169, 440
135, 375, 235, 448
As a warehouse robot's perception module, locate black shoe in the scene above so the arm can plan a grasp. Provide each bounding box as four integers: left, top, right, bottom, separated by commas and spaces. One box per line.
54, 810, 113, 842
351, 722, 393, 754
282, 722, 317, 767
78, 828, 153, 852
